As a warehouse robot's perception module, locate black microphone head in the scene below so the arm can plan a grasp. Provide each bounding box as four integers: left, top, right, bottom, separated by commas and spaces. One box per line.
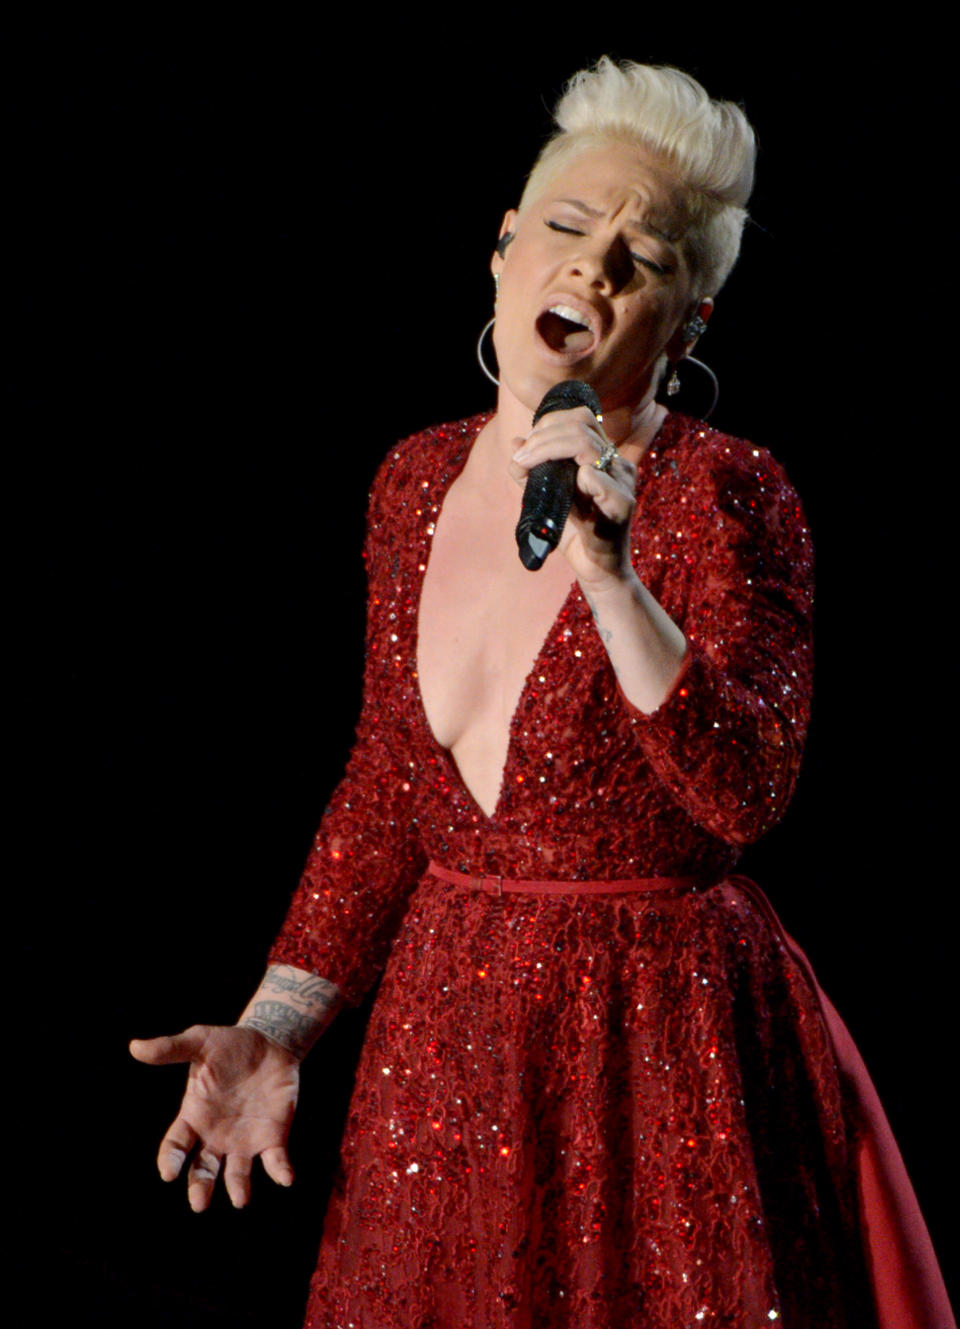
531, 379, 602, 427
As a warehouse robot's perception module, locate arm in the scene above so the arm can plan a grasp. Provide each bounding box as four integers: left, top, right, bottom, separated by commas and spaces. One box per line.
266, 449, 428, 1003
513, 410, 813, 845
602, 437, 814, 845
236, 963, 344, 1058
131, 449, 426, 1207
511, 405, 688, 712
579, 571, 687, 714
265, 724, 427, 1004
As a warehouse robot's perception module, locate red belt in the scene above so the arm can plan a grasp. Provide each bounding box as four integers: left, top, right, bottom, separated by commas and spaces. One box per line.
427, 860, 704, 898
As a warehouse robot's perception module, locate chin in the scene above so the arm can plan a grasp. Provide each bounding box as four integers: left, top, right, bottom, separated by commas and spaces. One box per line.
543, 362, 605, 400
501, 364, 571, 415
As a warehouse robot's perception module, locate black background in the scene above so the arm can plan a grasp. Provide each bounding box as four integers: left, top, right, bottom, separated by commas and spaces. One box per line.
13, 19, 955, 1326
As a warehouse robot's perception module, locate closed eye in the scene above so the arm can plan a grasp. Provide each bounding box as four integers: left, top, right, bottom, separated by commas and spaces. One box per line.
631, 253, 669, 276
546, 220, 669, 277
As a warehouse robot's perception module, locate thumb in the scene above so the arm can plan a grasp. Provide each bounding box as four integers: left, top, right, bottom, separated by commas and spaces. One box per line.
129, 1025, 210, 1065
509, 435, 533, 485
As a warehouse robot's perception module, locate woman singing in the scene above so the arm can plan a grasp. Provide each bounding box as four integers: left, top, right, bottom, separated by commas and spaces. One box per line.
131, 59, 953, 1327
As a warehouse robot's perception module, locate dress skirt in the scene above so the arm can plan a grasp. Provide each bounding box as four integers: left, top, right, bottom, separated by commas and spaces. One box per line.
300, 869, 953, 1328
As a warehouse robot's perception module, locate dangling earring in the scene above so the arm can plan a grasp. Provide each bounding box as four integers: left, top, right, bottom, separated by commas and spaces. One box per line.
493, 273, 500, 299
663, 312, 717, 416
669, 310, 709, 392
663, 356, 719, 417
477, 317, 499, 387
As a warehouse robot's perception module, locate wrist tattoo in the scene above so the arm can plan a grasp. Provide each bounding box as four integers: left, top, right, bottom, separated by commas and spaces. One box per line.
262, 965, 342, 1014
240, 1000, 322, 1059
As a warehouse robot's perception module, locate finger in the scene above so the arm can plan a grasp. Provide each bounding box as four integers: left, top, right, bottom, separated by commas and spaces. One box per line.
577, 434, 636, 476
261, 1146, 295, 1189
129, 1025, 209, 1066
223, 1153, 253, 1209
187, 1147, 222, 1213
158, 1117, 199, 1182
576, 465, 633, 520
512, 438, 602, 477
514, 415, 605, 466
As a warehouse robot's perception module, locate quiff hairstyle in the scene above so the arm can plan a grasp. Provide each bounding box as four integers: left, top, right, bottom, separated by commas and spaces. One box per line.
519, 58, 756, 299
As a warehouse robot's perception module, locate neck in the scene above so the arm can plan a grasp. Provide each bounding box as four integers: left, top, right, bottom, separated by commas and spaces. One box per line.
482, 379, 665, 469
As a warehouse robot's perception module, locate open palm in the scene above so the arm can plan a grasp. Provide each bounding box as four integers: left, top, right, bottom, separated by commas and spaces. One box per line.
130, 1024, 300, 1211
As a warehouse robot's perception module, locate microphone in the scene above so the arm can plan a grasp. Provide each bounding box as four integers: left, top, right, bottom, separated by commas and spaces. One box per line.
515, 379, 603, 571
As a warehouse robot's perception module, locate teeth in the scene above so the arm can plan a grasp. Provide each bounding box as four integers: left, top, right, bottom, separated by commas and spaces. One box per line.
548, 304, 590, 329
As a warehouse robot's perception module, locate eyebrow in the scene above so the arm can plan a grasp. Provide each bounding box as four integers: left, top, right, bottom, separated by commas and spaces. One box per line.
554, 198, 678, 245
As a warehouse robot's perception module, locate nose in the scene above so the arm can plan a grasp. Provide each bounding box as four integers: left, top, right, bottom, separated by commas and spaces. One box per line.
567, 232, 634, 294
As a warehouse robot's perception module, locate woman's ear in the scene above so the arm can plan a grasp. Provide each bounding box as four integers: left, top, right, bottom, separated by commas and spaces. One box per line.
693, 298, 715, 337
490, 210, 518, 277
666, 297, 714, 361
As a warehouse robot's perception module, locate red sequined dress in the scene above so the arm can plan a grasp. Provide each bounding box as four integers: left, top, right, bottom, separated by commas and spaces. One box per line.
270, 413, 952, 1329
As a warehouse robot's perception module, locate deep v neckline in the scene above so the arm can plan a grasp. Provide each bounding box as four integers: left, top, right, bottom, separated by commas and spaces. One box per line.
412, 417, 581, 826
410, 409, 676, 824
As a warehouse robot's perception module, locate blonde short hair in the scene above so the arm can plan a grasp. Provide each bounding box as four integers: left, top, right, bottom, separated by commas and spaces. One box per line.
519, 58, 756, 298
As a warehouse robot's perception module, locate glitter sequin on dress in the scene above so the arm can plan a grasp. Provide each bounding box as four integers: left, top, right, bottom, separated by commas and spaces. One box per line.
270, 414, 952, 1329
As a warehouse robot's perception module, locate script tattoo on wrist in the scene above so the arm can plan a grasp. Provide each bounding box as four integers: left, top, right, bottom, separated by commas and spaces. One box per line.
261, 965, 342, 1014
240, 1000, 322, 1060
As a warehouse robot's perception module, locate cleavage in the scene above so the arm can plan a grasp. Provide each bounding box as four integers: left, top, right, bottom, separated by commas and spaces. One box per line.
416, 470, 574, 817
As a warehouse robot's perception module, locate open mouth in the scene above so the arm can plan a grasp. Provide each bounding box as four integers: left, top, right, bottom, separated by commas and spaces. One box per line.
536, 304, 597, 354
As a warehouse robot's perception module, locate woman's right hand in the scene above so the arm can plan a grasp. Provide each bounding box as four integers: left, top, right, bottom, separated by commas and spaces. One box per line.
129, 1025, 300, 1211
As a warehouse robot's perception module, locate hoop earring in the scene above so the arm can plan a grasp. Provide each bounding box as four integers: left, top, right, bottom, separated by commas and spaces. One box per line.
664, 356, 719, 419
477, 316, 499, 387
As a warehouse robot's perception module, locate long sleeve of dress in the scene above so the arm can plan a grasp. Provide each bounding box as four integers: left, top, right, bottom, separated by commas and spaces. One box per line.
619, 430, 814, 847
267, 456, 428, 1005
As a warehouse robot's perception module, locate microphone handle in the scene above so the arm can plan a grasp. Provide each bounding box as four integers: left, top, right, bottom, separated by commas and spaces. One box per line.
516, 379, 602, 571
515, 459, 578, 571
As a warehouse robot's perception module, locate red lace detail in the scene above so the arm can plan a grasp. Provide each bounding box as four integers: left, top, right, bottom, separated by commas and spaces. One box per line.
270, 416, 876, 1325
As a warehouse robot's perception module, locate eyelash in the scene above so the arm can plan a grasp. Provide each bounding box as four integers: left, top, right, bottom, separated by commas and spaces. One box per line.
545, 220, 668, 276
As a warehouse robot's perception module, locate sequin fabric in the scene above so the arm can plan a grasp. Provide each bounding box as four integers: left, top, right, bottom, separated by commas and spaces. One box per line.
270, 414, 876, 1328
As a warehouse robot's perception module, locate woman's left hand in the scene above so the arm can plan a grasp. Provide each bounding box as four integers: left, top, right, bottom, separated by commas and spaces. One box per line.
509, 405, 637, 588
